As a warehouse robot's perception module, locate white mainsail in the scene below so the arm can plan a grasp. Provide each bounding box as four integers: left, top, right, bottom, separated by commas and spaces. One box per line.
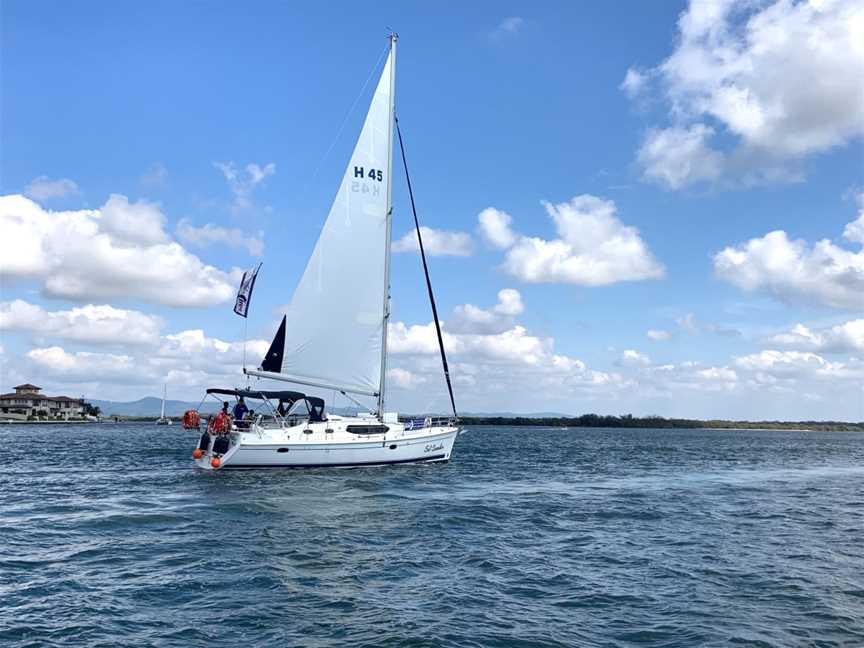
260, 48, 395, 396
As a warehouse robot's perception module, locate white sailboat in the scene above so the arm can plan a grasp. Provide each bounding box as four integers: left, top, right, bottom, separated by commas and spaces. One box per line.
155, 384, 172, 425
190, 34, 460, 469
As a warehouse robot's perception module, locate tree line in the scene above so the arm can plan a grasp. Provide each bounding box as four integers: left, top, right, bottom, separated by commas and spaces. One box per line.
457, 414, 864, 432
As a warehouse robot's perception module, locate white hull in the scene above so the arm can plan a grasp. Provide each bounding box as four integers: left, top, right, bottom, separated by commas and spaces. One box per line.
193, 417, 458, 469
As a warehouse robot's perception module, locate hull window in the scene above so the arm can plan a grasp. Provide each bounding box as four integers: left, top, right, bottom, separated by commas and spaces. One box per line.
346, 425, 389, 435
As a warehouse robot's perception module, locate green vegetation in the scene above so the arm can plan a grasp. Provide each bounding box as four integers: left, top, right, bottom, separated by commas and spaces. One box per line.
459, 414, 864, 432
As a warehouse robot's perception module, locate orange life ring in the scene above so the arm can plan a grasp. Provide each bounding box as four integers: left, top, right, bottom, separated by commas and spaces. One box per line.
183, 410, 201, 429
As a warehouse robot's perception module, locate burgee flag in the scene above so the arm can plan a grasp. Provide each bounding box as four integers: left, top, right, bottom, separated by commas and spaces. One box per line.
233, 263, 261, 318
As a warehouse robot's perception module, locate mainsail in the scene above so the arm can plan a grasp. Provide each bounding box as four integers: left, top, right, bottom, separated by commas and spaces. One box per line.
255, 47, 395, 397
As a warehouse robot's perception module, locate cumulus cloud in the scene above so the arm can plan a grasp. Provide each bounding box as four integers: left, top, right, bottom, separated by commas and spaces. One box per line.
647, 329, 672, 341
637, 125, 723, 189
733, 350, 855, 387
449, 288, 525, 334
713, 200, 864, 310
640, 361, 739, 393
24, 176, 80, 201
843, 193, 864, 244
618, 349, 652, 367
215, 161, 275, 213
0, 300, 163, 345
392, 226, 473, 256
176, 218, 264, 257
0, 194, 239, 307
27, 347, 139, 382
481, 195, 664, 286
20, 328, 271, 393
767, 319, 864, 354
625, 0, 864, 188
387, 368, 426, 390
478, 207, 517, 249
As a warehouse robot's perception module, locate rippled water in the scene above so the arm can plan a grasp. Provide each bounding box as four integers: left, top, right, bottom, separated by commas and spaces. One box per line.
2, 424, 863, 646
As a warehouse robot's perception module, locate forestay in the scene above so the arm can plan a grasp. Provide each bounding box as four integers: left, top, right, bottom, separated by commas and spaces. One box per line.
268, 51, 394, 395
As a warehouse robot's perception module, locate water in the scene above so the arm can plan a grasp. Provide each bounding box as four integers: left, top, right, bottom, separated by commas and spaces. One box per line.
1, 424, 863, 647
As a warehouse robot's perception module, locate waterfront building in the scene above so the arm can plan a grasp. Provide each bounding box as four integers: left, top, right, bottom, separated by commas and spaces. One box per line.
0, 384, 85, 420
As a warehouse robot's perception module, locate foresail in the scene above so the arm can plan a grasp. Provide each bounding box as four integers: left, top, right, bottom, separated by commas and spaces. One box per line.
266, 52, 393, 395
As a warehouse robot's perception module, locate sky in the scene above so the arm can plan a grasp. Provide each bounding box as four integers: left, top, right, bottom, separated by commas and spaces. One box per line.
1, 0, 863, 419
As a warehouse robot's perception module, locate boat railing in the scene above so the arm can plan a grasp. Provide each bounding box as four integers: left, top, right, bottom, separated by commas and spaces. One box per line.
401, 416, 458, 430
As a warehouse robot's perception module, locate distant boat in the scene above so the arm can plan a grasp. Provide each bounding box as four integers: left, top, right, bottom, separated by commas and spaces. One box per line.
189, 34, 459, 470
155, 385, 172, 425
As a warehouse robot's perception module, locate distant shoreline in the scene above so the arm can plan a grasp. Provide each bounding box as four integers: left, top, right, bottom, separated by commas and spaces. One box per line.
459, 416, 864, 432
2, 417, 862, 432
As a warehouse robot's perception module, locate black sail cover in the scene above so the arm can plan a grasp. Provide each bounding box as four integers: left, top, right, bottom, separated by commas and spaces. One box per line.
262, 315, 286, 372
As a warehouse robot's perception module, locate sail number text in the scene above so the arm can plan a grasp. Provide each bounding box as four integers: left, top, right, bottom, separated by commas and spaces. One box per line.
350, 166, 383, 196
354, 166, 383, 181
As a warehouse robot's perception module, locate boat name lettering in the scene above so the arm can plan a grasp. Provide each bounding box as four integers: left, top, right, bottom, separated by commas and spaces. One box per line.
424, 443, 444, 453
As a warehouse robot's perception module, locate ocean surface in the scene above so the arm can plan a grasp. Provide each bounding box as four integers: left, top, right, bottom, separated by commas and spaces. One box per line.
1, 424, 863, 647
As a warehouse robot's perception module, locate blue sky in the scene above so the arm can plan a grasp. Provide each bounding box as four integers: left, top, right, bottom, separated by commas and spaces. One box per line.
2, 0, 863, 419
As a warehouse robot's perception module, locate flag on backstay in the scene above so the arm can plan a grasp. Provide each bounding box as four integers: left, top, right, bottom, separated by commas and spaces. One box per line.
233, 263, 261, 318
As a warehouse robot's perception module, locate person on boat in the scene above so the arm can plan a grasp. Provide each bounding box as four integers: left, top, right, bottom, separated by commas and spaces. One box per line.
277, 400, 286, 417
233, 397, 248, 421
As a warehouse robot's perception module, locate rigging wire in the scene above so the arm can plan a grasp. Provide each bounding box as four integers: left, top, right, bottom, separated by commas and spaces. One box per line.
394, 115, 458, 419
301, 44, 390, 198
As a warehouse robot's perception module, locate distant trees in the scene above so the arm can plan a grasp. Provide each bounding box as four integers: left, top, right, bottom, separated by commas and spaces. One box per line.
83, 402, 101, 417
458, 414, 864, 432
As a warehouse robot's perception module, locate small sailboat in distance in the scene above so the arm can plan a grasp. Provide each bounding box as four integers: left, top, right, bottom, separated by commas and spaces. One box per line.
155, 385, 172, 425
188, 33, 460, 469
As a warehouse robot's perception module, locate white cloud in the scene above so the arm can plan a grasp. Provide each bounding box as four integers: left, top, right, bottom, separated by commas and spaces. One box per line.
647, 329, 672, 341
0, 300, 163, 345
392, 226, 473, 256
618, 349, 651, 367
20, 328, 271, 393
637, 125, 723, 189
843, 193, 864, 244
24, 176, 80, 201
176, 218, 264, 257
489, 16, 524, 41
478, 207, 517, 249
387, 368, 426, 389
449, 288, 525, 334
626, 0, 864, 188
486, 195, 665, 286
99, 194, 168, 246
733, 350, 853, 386
767, 319, 864, 354
620, 67, 649, 99
641, 360, 739, 393
27, 346, 138, 381
493, 288, 524, 316
215, 161, 275, 213
0, 194, 239, 307
713, 201, 864, 310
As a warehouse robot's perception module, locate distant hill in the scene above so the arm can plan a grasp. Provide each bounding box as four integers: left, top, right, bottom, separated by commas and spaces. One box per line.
89, 397, 218, 417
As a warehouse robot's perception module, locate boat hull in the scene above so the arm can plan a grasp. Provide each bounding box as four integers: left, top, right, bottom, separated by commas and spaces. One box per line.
194, 424, 458, 470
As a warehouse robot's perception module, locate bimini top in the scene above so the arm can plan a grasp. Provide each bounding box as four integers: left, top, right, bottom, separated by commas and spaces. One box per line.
206, 388, 306, 402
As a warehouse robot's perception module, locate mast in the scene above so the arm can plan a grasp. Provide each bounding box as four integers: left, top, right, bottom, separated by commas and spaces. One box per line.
377, 32, 397, 419
160, 384, 166, 419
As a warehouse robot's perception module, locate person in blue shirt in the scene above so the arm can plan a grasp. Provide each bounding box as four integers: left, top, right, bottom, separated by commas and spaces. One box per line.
233, 397, 248, 421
